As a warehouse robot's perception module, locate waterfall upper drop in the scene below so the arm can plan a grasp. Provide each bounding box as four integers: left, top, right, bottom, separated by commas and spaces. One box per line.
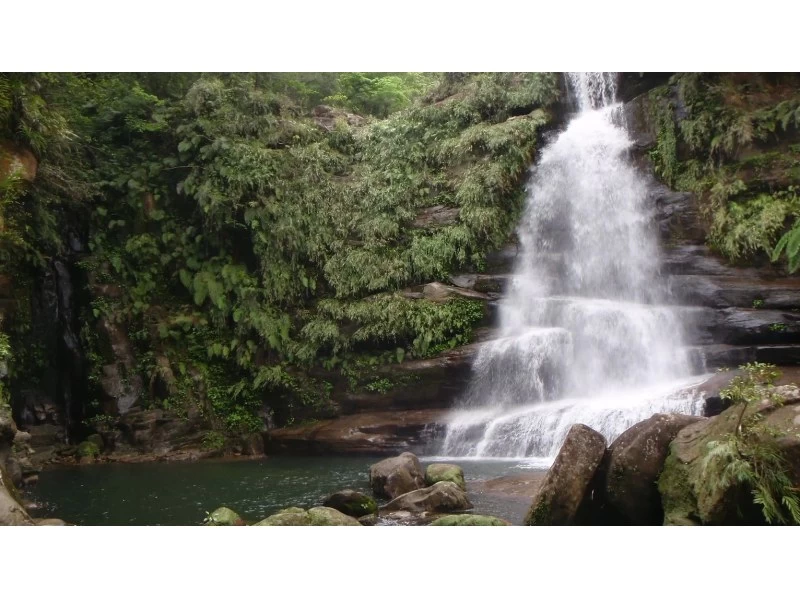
441, 73, 705, 460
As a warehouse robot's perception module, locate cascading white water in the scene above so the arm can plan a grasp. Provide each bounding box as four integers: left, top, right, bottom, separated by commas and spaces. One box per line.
441, 73, 706, 461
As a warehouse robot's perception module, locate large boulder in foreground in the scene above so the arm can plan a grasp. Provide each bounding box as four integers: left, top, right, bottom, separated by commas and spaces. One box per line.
524, 424, 607, 525
369, 452, 426, 499
598, 413, 705, 525
381, 481, 473, 513
323, 489, 378, 518
659, 385, 800, 525
425, 463, 466, 491
254, 506, 361, 526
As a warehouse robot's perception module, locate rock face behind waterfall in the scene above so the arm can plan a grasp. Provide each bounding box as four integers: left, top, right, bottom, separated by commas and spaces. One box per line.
524, 424, 607, 525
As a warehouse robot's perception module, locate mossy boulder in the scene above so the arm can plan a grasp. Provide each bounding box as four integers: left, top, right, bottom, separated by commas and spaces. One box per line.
369, 452, 425, 499
323, 489, 378, 517
524, 424, 607, 525
659, 385, 800, 525
430, 514, 510, 526
254, 507, 311, 526
254, 506, 361, 526
203, 506, 244, 526
382, 481, 473, 513
307, 507, 361, 526
425, 463, 466, 491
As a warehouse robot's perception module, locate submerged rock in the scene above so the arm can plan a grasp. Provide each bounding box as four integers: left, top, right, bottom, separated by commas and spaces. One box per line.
357, 513, 379, 526
378, 509, 440, 526
429, 514, 510, 526
596, 413, 705, 525
370, 452, 426, 499
425, 463, 466, 491
381, 481, 473, 513
323, 489, 378, 518
204, 506, 244, 526
524, 424, 607, 525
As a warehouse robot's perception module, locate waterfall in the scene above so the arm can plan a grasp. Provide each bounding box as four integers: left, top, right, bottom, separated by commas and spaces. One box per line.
441, 72, 706, 460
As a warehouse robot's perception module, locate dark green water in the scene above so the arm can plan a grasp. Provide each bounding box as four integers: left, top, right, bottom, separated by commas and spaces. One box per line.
27, 456, 538, 525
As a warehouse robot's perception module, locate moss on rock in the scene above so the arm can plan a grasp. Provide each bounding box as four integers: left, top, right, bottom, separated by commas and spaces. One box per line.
203, 506, 244, 526
425, 463, 466, 491
254, 506, 361, 526
307, 506, 361, 526
429, 514, 510, 526
323, 489, 377, 517
77, 440, 101, 459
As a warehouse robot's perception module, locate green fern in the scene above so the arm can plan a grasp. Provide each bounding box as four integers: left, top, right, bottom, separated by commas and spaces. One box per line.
771, 219, 800, 273
704, 364, 800, 525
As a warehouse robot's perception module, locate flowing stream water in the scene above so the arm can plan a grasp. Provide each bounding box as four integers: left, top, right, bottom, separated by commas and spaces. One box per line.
440, 73, 707, 461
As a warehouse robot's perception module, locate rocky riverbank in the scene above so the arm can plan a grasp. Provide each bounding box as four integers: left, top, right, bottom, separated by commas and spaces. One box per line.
203, 452, 513, 526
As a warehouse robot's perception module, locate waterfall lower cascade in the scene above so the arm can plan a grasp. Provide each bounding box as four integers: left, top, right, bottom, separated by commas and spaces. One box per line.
441, 73, 707, 462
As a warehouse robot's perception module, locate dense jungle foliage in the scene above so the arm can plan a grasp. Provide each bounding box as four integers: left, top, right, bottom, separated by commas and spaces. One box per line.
0, 72, 560, 434
647, 73, 800, 268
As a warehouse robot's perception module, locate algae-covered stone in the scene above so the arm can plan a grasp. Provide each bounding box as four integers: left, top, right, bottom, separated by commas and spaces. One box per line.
323, 489, 378, 517
382, 481, 473, 513
430, 514, 510, 526
254, 508, 312, 526
307, 506, 361, 526
254, 506, 361, 526
425, 463, 466, 491
204, 506, 244, 526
